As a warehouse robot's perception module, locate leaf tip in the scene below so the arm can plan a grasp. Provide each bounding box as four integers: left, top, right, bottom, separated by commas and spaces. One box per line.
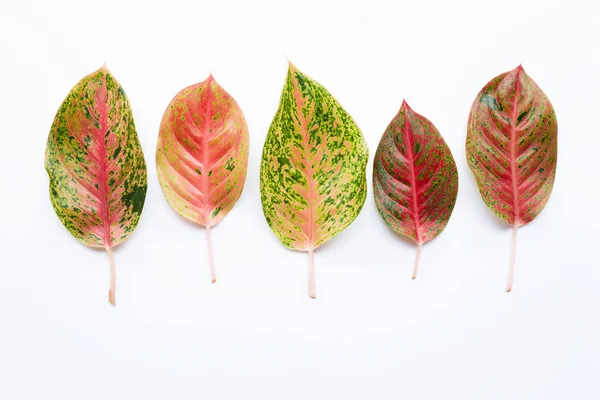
514, 64, 525, 77
400, 99, 413, 113
205, 73, 222, 91
287, 60, 298, 74
97, 64, 114, 80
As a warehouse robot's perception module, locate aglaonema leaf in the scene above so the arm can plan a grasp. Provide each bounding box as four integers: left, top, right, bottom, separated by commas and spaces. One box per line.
260, 63, 369, 298
45, 65, 148, 306
466, 65, 557, 292
373, 101, 458, 279
156, 75, 249, 283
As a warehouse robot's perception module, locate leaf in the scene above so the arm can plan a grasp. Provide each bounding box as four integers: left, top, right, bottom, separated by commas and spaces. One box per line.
260, 63, 369, 298
466, 65, 557, 291
45, 65, 148, 305
373, 101, 458, 279
156, 75, 249, 283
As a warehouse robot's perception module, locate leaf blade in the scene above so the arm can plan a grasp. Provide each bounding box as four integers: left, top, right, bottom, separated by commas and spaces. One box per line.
260, 63, 369, 251
373, 101, 458, 246
45, 66, 148, 249
466, 65, 557, 226
156, 75, 249, 227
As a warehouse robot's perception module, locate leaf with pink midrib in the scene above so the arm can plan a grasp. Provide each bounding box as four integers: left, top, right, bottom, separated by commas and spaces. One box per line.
373, 100, 458, 278
260, 63, 369, 298
45, 65, 148, 306
156, 75, 249, 283
466, 65, 558, 291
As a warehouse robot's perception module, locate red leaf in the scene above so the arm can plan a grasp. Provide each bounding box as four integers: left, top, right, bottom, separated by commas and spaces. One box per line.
156, 75, 249, 283
373, 101, 458, 278
466, 65, 558, 291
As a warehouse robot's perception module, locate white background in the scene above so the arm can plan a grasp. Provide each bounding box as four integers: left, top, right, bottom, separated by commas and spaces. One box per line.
0, 0, 598, 398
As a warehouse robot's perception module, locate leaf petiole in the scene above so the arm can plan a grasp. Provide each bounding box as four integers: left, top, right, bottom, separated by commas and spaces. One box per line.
412, 242, 423, 280
506, 224, 518, 292
106, 246, 116, 306
206, 224, 216, 284
308, 248, 315, 299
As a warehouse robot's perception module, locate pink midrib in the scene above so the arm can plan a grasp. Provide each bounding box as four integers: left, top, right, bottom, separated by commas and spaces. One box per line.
291, 75, 316, 250
201, 82, 214, 227
303, 118, 316, 250
403, 110, 423, 245
509, 67, 522, 226
96, 77, 112, 249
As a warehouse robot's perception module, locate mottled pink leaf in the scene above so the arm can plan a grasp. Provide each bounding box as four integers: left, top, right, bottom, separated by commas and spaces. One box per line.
466, 65, 558, 291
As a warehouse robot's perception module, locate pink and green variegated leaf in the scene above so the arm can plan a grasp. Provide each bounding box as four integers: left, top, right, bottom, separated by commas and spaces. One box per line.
466, 65, 557, 291
260, 63, 369, 298
373, 101, 458, 279
45, 65, 148, 305
156, 75, 249, 283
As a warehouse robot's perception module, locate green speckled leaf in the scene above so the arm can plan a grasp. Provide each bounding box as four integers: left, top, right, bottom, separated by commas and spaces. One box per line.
45, 66, 148, 305
260, 63, 368, 298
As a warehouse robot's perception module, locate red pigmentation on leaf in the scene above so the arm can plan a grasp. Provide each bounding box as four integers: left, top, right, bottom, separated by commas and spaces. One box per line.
156, 75, 249, 283
373, 101, 458, 279
466, 65, 557, 291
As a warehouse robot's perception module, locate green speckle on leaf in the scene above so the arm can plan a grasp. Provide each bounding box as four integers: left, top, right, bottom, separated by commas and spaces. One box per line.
481, 94, 500, 111
211, 206, 222, 218
225, 157, 235, 171
517, 111, 528, 125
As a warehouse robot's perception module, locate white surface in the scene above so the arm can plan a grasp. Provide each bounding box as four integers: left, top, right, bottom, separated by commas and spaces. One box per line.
0, 0, 598, 399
